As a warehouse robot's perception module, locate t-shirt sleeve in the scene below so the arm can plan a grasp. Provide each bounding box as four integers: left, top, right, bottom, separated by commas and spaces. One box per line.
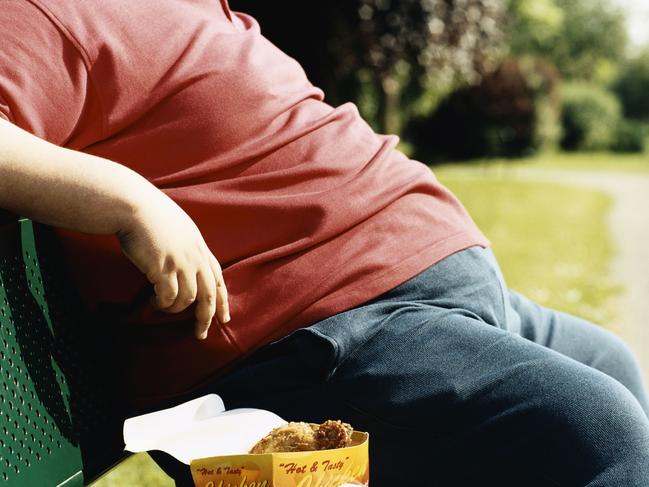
0, 0, 90, 145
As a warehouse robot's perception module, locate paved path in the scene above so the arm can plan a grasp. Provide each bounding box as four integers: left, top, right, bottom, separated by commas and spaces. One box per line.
509, 167, 649, 380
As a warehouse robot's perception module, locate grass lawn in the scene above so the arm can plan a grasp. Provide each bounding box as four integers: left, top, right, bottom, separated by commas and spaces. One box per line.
432, 152, 649, 174
434, 165, 619, 327
90, 453, 174, 486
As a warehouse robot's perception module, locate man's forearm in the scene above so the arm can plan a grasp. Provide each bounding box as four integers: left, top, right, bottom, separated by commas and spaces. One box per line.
0, 118, 156, 235
0, 118, 230, 334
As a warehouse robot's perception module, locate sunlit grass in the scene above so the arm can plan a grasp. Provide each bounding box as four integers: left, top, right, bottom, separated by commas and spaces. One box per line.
521, 152, 649, 172
89, 453, 173, 486
434, 168, 620, 326
429, 152, 649, 173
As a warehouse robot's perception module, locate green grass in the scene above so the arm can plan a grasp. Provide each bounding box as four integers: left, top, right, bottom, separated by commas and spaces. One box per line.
435, 168, 620, 326
89, 454, 173, 486
521, 152, 649, 172
430, 152, 649, 173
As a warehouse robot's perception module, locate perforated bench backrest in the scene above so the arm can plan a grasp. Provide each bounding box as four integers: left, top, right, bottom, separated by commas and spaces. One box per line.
0, 220, 127, 486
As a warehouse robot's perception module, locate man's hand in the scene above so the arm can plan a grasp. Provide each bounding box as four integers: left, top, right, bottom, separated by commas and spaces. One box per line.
0, 118, 230, 339
117, 194, 230, 339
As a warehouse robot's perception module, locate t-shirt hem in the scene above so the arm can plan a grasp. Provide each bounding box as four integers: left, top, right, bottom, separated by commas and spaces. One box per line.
132, 230, 490, 410
259, 229, 491, 345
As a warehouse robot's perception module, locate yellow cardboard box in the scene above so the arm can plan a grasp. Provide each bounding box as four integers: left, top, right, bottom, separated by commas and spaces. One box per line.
190, 431, 369, 487
123, 395, 369, 487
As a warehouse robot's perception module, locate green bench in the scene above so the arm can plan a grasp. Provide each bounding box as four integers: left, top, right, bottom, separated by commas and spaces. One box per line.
0, 218, 130, 486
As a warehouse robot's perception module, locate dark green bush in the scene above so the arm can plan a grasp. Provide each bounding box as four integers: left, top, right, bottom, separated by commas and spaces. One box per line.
613, 51, 649, 121
560, 82, 621, 151
611, 120, 646, 153
405, 58, 559, 162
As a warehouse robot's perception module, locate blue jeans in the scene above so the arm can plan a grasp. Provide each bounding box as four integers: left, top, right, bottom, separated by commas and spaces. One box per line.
170, 246, 649, 486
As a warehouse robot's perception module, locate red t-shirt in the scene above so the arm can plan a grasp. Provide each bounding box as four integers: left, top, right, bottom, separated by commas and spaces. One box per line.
0, 0, 488, 407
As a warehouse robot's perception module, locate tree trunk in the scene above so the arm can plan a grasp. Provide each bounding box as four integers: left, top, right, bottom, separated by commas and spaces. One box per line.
376, 74, 401, 135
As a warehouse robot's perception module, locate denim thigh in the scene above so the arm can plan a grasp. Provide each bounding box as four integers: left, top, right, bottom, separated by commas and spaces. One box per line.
205, 247, 649, 486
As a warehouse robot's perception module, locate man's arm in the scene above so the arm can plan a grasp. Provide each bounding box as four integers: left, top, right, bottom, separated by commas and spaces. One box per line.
0, 118, 230, 339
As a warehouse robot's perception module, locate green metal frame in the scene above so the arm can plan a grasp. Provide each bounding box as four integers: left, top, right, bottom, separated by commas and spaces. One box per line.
0, 220, 127, 486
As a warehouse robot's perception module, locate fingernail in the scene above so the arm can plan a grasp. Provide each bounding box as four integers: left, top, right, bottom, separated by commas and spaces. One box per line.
224, 313, 231, 323
199, 331, 208, 340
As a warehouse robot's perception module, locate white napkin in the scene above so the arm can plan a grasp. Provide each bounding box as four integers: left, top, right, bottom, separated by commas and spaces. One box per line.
123, 394, 286, 464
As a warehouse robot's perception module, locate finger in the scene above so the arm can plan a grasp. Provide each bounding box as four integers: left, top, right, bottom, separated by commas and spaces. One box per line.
164, 269, 198, 313
194, 268, 217, 340
210, 255, 230, 324
152, 272, 179, 309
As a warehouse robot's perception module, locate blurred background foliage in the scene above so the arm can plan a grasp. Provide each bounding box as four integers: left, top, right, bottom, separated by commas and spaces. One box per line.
232, 0, 649, 161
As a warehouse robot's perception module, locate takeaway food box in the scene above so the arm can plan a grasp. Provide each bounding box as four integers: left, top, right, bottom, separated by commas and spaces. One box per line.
123, 394, 369, 486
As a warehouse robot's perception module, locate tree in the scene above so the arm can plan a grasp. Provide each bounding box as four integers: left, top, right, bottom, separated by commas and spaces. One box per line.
230, 0, 505, 134
614, 50, 649, 121
506, 0, 628, 82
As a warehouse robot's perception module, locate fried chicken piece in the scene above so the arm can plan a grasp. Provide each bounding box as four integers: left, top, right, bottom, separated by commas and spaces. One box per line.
314, 420, 354, 450
249, 422, 316, 454
249, 420, 353, 454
